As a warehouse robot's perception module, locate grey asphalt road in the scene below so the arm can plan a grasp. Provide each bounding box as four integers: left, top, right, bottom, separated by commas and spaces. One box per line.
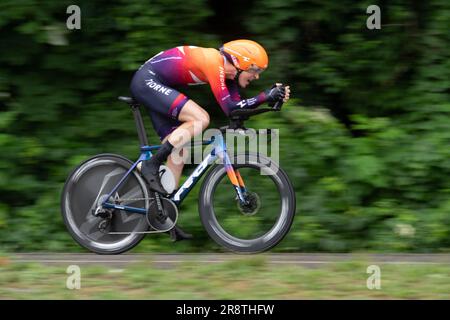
9, 253, 450, 268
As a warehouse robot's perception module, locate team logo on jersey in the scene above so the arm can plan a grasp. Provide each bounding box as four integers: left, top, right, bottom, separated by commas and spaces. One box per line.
237, 100, 247, 108
247, 97, 257, 106
145, 78, 173, 96
219, 66, 226, 91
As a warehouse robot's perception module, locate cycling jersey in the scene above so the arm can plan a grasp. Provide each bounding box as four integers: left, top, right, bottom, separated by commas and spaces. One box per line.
140, 46, 267, 114
130, 46, 268, 140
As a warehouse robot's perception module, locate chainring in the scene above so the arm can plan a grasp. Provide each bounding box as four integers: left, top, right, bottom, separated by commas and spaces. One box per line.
146, 197, 178, 232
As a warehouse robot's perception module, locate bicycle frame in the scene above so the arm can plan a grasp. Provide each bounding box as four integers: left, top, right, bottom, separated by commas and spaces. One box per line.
101, 132, 247, 215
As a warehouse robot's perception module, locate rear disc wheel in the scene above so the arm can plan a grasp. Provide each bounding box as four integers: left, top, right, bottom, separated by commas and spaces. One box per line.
61, 154, 149, 254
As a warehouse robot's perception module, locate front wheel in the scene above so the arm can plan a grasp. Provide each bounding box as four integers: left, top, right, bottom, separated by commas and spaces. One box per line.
199, 153, 296, 253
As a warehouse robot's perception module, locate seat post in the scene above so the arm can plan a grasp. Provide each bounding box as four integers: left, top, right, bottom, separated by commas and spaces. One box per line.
130, 104, 149, 147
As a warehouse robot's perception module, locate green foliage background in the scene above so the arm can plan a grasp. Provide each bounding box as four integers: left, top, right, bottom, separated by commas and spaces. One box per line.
0, 0, 449, 252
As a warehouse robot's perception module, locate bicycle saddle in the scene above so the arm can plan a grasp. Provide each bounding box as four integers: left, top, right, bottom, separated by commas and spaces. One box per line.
118, 96, 137, 104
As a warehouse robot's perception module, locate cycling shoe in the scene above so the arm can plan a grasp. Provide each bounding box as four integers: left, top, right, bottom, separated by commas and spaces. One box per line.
168, 225, 193, 242
141, 161, 168, 195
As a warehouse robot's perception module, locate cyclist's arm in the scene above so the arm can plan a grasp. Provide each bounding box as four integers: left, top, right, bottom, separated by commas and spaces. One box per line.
225, 79, 241, 101
204, 64, 267, 116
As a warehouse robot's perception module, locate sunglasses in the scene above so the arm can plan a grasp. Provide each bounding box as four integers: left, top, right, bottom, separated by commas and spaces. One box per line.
245, 65, 266, 75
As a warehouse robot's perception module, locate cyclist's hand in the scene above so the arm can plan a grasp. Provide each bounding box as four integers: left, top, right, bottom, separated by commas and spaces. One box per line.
283, 85, 290, 102
273, 83, 291, 103
265, 84, 286, 105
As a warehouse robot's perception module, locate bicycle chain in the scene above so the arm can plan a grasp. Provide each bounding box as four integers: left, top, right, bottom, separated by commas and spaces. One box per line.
104, 196, 176, 235
113, 197, 154, 203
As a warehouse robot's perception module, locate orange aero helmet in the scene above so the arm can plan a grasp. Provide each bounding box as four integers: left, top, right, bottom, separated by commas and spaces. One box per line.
221, 39, 269, 71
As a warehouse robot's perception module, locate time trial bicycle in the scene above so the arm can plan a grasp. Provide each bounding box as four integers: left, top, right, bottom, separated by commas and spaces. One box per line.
61, 95, 296, 254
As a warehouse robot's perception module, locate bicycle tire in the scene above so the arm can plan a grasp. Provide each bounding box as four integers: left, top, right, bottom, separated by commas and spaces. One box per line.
198, 152, 296, 253
61, 153, 149, 254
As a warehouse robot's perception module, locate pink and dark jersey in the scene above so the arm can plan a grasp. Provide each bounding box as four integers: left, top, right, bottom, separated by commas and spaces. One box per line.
141, 46, 268, 115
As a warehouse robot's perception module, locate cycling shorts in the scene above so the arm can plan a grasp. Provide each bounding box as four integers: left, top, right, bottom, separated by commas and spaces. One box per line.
130, 67, 189, 141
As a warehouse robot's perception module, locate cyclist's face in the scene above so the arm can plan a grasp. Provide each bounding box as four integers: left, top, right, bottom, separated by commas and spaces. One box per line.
238, 69, 262, 88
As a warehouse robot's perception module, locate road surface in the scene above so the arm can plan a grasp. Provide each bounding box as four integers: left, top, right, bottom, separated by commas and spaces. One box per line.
9, 253, 450, 268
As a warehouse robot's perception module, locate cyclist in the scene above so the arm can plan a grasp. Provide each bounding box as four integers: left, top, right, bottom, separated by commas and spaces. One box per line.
129, 40, 290, 239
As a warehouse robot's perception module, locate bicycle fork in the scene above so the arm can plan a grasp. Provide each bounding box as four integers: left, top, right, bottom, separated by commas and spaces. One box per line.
215, 135, 248, 204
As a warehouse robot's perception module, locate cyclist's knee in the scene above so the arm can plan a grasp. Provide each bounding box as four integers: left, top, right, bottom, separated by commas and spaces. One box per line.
179, 100, 209, 127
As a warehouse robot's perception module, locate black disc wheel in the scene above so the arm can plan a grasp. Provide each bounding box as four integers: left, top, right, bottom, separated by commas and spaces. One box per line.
61, 154, 149, 254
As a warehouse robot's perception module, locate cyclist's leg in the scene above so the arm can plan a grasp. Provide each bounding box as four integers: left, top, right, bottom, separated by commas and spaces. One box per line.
143, 100, 209, 188
161, 132, 184, 188
130, 67, 209, 145
130, 71, 185, 193
130, 70, 208, 193
163, 100, 210, 187
166, 100, 210, 147
165, 148, 184, 187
